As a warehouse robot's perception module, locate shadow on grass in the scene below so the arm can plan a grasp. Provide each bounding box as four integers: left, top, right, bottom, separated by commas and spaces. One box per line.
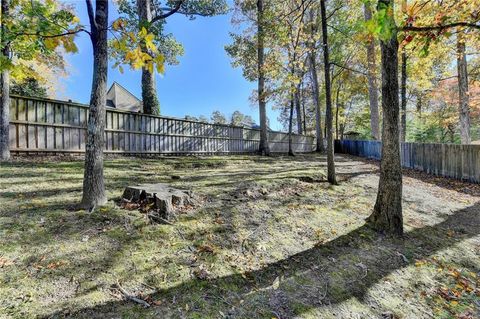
47, 202, 480, 318
344, 154, 480, 197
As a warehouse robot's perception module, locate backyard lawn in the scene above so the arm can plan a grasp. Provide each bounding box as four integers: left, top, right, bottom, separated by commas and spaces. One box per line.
0, 154, 479, 318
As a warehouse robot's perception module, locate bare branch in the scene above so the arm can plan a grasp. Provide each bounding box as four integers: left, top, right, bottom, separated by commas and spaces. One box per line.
402, 22, 480, 32
14, 28, 90, 38
85, 0, 97, 33
150, 1, 184, 23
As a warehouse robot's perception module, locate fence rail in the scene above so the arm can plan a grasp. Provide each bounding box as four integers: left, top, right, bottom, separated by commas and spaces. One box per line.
8, 95, 315, 155
335, 139, 480, 183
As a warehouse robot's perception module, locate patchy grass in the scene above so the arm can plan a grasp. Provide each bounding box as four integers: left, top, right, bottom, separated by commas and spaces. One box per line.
0, 154, 479, 319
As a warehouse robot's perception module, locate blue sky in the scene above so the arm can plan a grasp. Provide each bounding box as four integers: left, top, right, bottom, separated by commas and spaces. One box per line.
60, 1, 282, 130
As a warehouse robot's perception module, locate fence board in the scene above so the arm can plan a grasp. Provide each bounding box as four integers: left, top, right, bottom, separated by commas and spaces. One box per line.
335, 139, 480, 183
9, 95, 315, 155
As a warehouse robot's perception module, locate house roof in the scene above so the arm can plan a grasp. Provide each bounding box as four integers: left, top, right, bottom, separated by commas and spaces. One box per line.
107, 82, 141, 103
106, 82, 142, 112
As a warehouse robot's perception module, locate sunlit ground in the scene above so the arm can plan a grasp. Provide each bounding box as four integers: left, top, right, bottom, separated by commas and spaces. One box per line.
0, 154, 479, 318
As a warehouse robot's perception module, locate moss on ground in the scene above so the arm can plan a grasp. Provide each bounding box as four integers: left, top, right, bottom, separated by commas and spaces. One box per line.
0, 154, 479, 318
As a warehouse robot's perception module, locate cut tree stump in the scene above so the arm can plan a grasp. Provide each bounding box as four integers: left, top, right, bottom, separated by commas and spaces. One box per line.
122, 183, 195, 222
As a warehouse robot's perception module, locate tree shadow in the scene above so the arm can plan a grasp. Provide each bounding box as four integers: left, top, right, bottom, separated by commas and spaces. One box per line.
345, 154, 480, 197
47, 202, 480, 318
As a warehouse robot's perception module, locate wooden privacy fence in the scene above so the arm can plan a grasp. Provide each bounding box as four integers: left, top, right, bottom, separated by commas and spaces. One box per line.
335, 139, 480, 183
8, 95, 315, 155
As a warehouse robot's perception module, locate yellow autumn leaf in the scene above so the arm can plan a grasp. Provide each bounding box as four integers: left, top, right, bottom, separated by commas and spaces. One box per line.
44, 38, 58, 50
147, 62, 154, 74
156, 62, 165, 74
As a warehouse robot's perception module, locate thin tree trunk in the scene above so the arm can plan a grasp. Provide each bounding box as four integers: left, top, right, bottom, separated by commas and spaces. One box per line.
309, 52, 324, 151
400, 49, 407, 142
295, 84, 303, 134
457, 32, 471, 144
257, 0, 270, 155
364, 3, 380, 140
367, 0, 403, 236
0, 0, 10, 161
301, 84, 306, 134
81, 0, 108, 209
137, 0, 160, 115
335, 82, 342, 140
319, 0, 336, 184
416, 92, 422, 114
288, 93, 295, 156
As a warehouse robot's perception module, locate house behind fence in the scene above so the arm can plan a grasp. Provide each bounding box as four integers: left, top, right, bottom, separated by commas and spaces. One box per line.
335, 139, 480, 183
8, 95, 315, 155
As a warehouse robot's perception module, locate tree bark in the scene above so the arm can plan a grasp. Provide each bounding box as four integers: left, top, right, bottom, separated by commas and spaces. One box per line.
137, 0, 160, 115
301, 84, 306, 134
335, 82, 342, 140
288, 93, 295, 156
319, 0, 336, 184
457, 32, 470, 144
367, 0, 403, 236
400, 49, 407, 142
295, 84, 303, 134
81, 0, 108, 209
364, 3, 380, 140
309, 52, 324, 152
257, 0, 270, 155
0, 0, 10, 161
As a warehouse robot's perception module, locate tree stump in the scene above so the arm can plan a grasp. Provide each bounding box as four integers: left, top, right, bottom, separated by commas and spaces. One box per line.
122, 183, 195, 222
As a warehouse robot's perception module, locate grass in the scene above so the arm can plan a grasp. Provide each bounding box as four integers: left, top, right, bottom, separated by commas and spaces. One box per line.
0, 153, 479, 319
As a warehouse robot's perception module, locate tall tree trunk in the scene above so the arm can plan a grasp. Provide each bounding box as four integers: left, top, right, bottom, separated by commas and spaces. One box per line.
367, 0, 403, 236
301, 84, 306, 134
295, 84, 303, 134
257, 0, 270, 155
81, 0, 109, 209
288, 93, 295, 156
137, 0, 160, 115
400, 49, 407, 142
319, 0, 336, 184
364, 3, 380, 140
457, 32, 471, 144
335, 82, 342, 140
0, 0, 10, 161
309, 52, 324, 151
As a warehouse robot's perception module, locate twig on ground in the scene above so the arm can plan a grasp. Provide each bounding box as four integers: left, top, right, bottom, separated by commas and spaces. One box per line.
396, 251, 409, 263
175, 227, 187, 241
147, 213, 174, 225
115, 280, 151, 308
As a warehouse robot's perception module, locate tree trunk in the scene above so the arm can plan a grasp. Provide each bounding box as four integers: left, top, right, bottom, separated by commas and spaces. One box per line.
309, 52, 324, 152
319, 0, 336, 184
335, 82, 342, 140
400, 49, 407, 142
257, 0, 270, 155
364, 3, 380, 140
295, 84, 303, 134
137, 0, 160, 115
0, 0, 10, 161
81, 0, 109, 209
416, 92, 422, 114
288, 94, 295, 156
301, 85, 306, 134
457, 32, 470, 144
367, 0, 403, 236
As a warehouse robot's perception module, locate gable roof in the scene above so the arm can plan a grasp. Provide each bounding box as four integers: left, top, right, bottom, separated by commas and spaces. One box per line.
106, 82, 142, 112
